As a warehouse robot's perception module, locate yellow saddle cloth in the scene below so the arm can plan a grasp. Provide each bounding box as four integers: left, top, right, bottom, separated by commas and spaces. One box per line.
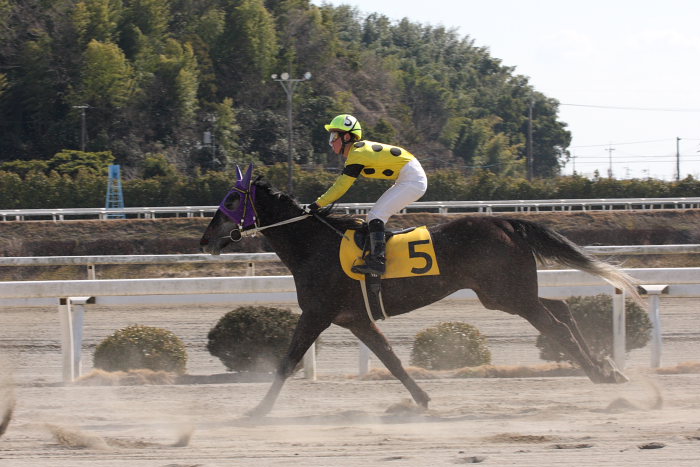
339, 226, 441, 281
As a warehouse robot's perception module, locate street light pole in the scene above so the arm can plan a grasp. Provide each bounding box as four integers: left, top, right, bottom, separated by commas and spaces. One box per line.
676, 136, 681, 181
271, 71, 311, 195
527, 99, 533, 181
606, 145, 615, 178
72, 105, 89, 151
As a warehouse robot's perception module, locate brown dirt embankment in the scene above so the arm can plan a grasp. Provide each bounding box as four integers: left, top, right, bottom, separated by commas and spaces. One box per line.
1, 209, 699, 280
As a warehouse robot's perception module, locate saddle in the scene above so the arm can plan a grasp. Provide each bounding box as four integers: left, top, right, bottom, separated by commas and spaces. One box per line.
342, 223, 438, 323
352, 223, 417, 252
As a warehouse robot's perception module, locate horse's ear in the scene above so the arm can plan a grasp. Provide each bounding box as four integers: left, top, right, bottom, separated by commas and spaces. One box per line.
235, 165, 243, 181
242, 163, 254, 185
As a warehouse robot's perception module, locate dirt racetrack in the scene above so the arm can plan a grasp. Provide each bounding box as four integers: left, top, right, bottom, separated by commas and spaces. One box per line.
1, 298, 700, 466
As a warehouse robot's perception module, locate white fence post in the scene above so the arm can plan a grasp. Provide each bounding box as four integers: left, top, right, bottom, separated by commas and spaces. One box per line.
358, 341, 371, 376
639, 285, 669, 368
612, 288, 626, 369
57, 298, 75, 383
303, 342, 316, 380
57, 296, 94, 383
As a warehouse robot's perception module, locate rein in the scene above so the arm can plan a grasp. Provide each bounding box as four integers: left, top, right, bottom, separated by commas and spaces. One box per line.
225, 212, 349, 242
224, 214, 310, 242
218, 164, 348, 242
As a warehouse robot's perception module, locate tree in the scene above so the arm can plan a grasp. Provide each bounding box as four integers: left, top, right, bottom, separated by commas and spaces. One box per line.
211, 97, 246, 167
79, 39, 135, 109
0, 0, 576, 177
47, 150, 115, 176
215, 0, 278, 104
73, 0, 122, 46
0, 73, 8, 99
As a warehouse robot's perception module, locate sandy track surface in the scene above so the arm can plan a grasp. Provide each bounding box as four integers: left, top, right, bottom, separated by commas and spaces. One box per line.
1, 298, 699, 466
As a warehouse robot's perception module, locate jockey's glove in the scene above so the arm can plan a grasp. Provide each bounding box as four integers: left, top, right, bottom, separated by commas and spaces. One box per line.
307, 202, 320, 214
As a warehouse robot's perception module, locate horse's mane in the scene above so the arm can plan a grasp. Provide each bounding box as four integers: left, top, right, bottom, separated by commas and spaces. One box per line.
322, 212, 365, 230
255, 176, 364, 231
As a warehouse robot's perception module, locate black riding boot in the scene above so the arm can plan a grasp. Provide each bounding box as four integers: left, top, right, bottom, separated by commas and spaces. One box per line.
352, 219, 386, 275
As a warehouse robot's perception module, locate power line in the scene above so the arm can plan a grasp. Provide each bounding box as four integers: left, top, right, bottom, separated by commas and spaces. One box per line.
569, 153, 700, 159
561, 103, 700, 112
569, 159, 700, 165
571, 138, 671, 148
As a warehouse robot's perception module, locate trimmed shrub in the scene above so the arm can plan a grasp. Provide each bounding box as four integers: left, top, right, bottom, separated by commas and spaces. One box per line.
93, 325, 187, 374
410, 322, 492, 370
536, 295, 652, 362
207, 306, 300, 372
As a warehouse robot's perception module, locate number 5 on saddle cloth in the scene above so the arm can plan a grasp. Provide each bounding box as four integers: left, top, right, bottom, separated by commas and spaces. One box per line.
338, 226, 441, 322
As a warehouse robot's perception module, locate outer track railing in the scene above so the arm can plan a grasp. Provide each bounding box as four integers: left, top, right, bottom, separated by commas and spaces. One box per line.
2, 196, 700, 220
1, 245, 698, 280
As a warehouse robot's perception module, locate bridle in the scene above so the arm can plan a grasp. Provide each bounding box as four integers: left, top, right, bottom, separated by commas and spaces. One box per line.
217, 163, 347, 242
217, 164, 310, 242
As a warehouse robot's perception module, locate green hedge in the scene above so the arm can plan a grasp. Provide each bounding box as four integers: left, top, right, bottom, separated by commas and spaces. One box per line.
2, 161, 699, 209
93, 325, 188, 374
410, 322, 492, 370
206, 306, 300, 373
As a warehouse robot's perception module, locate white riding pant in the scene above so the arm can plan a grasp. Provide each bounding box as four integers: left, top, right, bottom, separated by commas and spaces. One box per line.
368, 158, 428, 223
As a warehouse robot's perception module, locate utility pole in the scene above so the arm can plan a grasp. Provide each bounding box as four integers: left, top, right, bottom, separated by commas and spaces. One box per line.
527, 99, 534, 181
676, 137, 681, 181
271, 71, 312, 195
605, 145, 615, 178
72, 105, 89, 151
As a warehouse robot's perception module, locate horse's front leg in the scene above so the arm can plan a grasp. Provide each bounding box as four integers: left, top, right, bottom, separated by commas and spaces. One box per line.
347, 320, 431, 408
246, 310, 332, 418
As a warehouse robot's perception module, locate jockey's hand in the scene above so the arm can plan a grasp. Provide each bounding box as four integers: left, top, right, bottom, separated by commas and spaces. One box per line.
306, 202, 320, 214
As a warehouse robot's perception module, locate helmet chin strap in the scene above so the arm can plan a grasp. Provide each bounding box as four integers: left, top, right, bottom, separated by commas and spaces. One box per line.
337, 132, 353, 155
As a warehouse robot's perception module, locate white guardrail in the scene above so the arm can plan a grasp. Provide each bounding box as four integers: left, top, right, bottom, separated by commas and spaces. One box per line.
1, 245, 699, 280
2, 196, 700, 220
1, 248, 699, 383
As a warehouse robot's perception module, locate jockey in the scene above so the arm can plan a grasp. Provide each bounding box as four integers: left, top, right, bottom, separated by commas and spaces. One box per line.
308, 114, 428, 276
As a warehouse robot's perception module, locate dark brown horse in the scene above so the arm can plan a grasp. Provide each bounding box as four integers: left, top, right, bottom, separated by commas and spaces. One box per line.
200, 165, 639, 417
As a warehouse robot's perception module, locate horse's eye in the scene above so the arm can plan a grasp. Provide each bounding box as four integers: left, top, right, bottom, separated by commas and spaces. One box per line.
223, 191, 241, 209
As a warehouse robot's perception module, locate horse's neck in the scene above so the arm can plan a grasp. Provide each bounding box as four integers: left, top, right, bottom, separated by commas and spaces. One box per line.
262, 219, 328, 272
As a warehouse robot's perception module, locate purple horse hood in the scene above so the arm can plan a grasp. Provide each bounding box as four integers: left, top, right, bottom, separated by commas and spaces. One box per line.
218, 164, 257, 227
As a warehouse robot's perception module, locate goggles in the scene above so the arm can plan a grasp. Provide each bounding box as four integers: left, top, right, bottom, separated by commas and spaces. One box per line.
328, 131, 341, 146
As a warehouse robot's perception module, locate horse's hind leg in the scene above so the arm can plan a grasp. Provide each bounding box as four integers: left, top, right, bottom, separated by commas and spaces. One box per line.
247, 310, 332, 418
347, 321, 431, 408
541, 298, 627, 383
540, 298, 595, 357
509, 297, 623, 384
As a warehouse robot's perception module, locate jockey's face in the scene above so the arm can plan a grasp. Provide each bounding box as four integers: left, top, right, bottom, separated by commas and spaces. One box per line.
329, 131, 343, 155
329, 131, 354, 156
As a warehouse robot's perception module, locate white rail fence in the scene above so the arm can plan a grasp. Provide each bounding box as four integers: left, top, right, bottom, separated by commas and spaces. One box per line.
2, 244, 699, 280
1, 262, 699, 383
3, 196, 700, 220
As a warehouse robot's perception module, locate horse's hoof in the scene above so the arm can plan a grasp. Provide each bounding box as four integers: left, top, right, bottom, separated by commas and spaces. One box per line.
244, 406, 269, 419
611, 370, 630, 384
604, 357, 629, 384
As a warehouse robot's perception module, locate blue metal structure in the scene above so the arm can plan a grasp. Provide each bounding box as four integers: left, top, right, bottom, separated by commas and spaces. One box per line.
105, 164, 125, 218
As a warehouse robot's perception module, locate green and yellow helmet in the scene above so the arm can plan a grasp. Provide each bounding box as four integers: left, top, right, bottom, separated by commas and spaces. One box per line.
324, 114, 362, 140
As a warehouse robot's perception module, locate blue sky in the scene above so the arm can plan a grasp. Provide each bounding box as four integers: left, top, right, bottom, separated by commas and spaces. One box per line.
315, 0, 700, 180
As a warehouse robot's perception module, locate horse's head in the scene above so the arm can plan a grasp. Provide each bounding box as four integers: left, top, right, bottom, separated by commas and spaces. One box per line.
200, 164, 258, 255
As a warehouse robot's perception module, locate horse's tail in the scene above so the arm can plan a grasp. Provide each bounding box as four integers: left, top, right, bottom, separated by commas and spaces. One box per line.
506, 219, 642, 303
